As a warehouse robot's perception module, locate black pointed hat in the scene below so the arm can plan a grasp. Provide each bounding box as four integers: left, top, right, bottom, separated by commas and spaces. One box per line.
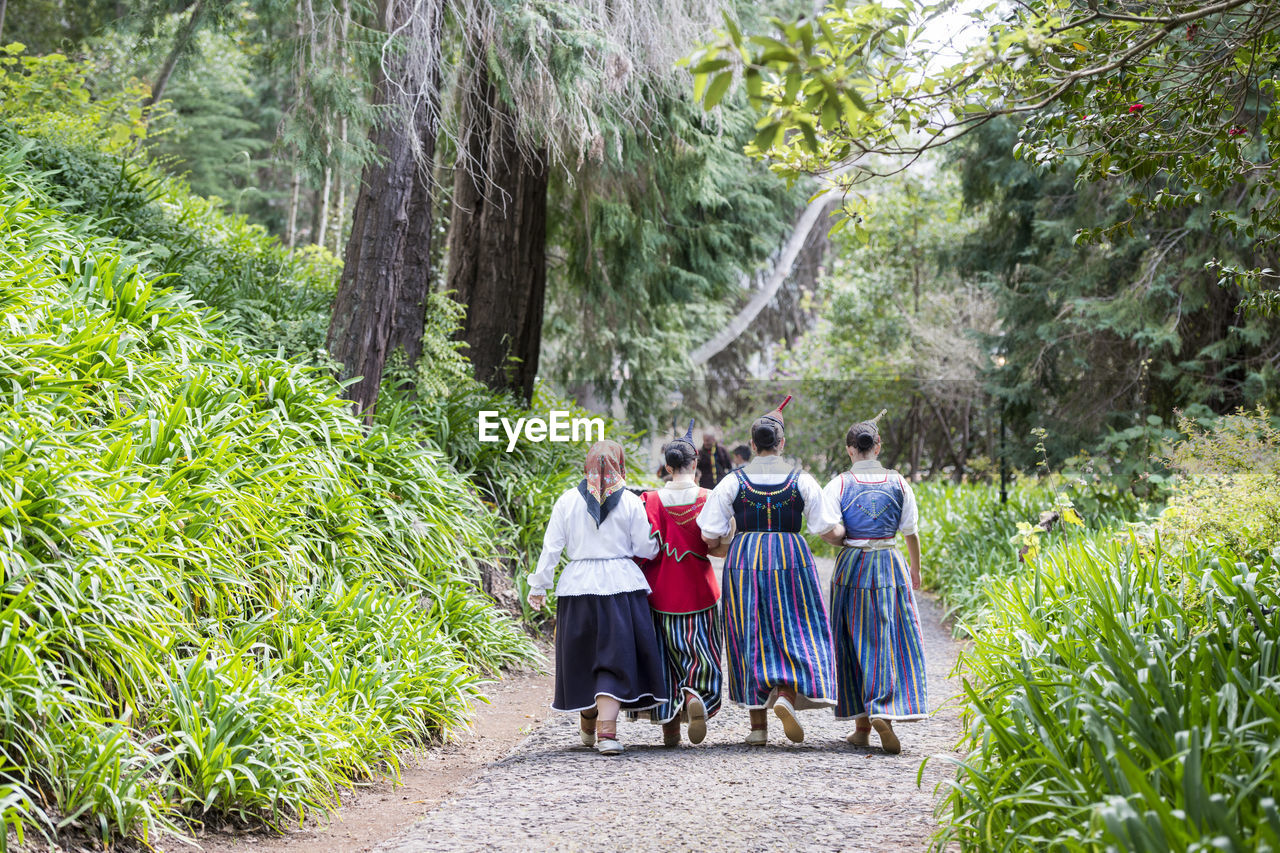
759, 394, 792, 427
673, 418, 696, 449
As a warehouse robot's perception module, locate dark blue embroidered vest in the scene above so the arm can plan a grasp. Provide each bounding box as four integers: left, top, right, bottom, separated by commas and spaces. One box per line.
732, 468, 805, 533
837, 471, 904, 540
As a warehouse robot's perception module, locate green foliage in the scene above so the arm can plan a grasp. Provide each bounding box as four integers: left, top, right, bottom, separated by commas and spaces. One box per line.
544, 91, 796, 426
915, 477, 1140, 632
922, 412, 1280, 851
3, 119, 338, 361
0, 149, 533, 847
936, 537, 1280, 852
140, 28, 271, 202
955, 119, 1280, 469
1159, 407, 1280, 555
687, 0, 1280, 312
0, 45, 150, 150
0, 0, 121, 56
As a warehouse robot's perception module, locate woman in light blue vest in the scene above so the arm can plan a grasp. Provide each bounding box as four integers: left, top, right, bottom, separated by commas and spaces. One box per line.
822, 413, 927, 754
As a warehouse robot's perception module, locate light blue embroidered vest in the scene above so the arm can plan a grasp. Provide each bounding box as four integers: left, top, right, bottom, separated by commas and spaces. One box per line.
837, 471, 904, 540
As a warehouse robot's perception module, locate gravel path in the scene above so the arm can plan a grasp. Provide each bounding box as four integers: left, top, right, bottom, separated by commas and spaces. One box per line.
380, 559, 964, 853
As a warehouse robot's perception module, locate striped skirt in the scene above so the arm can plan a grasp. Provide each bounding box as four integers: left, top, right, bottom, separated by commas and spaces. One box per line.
830, 547, 928, 721
722, 531, 836, 710
645, 607, 723, 724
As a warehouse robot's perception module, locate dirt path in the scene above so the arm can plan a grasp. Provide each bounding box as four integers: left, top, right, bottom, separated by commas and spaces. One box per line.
377, 560, 965, 853
187, 657, 556, 853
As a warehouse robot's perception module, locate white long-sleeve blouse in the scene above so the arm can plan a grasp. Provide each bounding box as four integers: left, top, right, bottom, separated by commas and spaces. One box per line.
526, 486, 659, 596
696, 454, 841, 538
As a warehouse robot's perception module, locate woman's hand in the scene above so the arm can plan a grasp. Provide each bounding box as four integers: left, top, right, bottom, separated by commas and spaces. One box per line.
904, 533, 922, 590
704, 520, 735, 558
527, 591, 547, 611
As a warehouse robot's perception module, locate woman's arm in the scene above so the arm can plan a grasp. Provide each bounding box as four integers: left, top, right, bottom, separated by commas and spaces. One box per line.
628, 495, 660, 561
820, 523, 846, 546
903, 532, 921, 590
800, 472, 845, 546
898, 474, 921, 590
527, 495, 568, 610
697, 475, 738, 548
705, 518, 735, 556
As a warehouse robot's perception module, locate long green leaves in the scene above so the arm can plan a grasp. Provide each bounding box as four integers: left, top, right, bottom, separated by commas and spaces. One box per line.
936, 537, 1280, 851
0, 145, 534, 847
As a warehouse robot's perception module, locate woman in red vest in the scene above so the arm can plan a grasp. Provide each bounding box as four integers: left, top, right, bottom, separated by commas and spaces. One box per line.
635, 420, 727, 747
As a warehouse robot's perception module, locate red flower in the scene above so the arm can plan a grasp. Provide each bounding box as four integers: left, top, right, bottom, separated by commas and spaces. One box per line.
1228, 125, 1248, 137
1128, 103, 1144, 114
1186, 24, 1197, 41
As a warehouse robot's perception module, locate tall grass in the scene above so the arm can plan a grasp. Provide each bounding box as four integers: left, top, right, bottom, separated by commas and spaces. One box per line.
935, 537, 1280, 851
0, 149, 534, 848
914, 478, 1143, 632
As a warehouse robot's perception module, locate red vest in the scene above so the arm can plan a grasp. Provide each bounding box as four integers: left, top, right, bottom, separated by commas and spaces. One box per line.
638, 488, 720, 613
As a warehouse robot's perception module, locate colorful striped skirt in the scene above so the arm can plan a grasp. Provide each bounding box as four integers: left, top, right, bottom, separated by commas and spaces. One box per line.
641, 606, 723, 724
722, 531, 836, 710
830, 547, 928, 721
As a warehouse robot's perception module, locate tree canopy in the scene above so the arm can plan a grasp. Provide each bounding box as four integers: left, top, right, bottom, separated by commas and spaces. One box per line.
688, 0, 1280, 312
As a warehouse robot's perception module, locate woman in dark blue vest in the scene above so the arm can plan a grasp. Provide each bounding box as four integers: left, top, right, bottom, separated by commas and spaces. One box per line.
698, 396, 846, 745
822, 414, 927, 754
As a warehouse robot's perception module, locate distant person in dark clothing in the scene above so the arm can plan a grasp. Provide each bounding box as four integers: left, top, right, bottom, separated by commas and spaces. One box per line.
731, 445, 751, 470
697, 429, 732, 489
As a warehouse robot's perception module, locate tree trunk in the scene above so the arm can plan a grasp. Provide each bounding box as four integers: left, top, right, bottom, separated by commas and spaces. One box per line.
142, 0, 205, 112
326, 0, 440, 417
285, 169, 301, 248
313, 170, 329, 247
387, 58, 441, 367
447, 64, 549, 403
0, 0, 8, 43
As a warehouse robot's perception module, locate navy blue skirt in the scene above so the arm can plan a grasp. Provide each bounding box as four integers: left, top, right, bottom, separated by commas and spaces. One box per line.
553, 591, 667, 713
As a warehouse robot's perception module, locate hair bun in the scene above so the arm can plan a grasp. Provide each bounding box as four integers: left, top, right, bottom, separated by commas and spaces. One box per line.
662, 440, 697, 471
855, 432, 876, 452
751, 418, 781, 451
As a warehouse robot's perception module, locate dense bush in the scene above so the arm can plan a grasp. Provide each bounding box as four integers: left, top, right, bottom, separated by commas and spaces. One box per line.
916, 477, 1143, 631
0, 150, 533, 848
1159, 408, 1280, 556
935, 537, 1280, 851
933, 413, 1280, 850
1, 46, 337, 363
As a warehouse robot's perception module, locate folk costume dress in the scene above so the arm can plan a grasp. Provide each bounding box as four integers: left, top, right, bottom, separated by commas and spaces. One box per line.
697, 442, 732, 489
634, 481, 723, 725
697, 444, 841, 710
528, 442, 667, 713
823, 459, 928, 721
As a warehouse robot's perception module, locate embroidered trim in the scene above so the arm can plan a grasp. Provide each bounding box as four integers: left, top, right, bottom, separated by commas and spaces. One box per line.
656, 542, 713, 563
735, 468, 801, 530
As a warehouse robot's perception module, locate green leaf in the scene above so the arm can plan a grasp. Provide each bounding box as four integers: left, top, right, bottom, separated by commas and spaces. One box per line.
690, 58, 731, 75
704, 71, 734, 109
754, 122, 782, 151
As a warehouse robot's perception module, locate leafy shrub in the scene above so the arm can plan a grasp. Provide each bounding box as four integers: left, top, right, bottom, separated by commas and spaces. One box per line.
0, 45, 149, 151
0, 149, 533, 848
915, 476, 1142, 631
936, 538, 1280, 852
1159, 407, 1280, 555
